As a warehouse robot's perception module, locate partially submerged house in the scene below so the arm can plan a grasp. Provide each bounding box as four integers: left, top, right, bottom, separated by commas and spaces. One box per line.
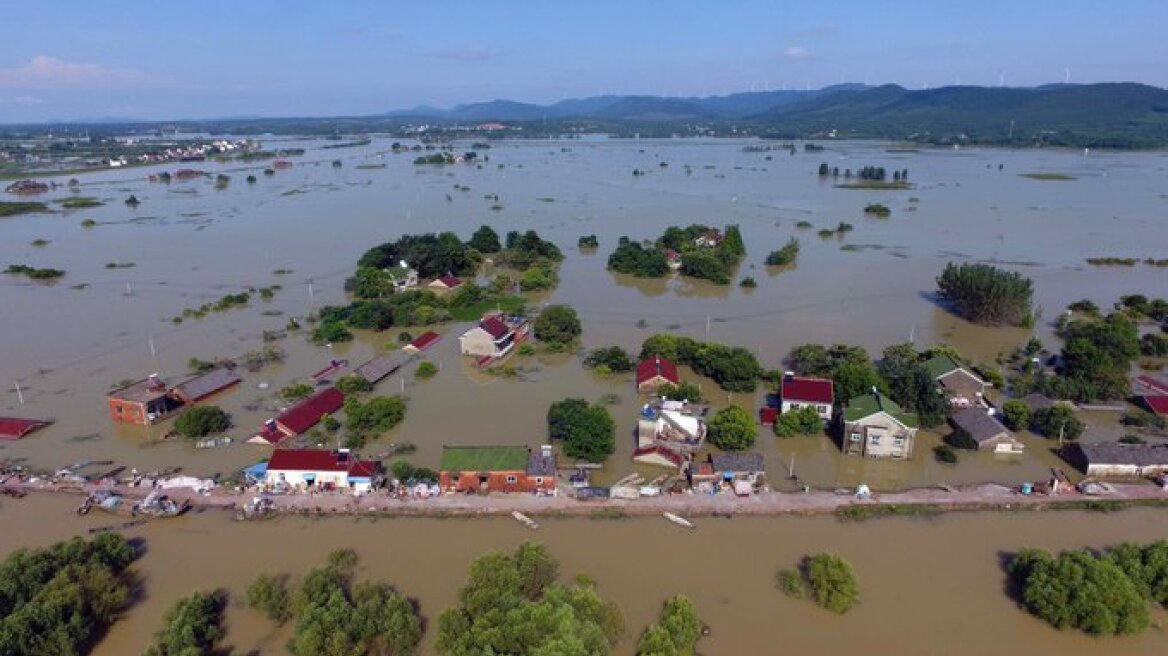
635, 356, 680, 394
1064, 442, 1168, 478
427, 273, 463, 291
636, 402, 707, 461
842, 391, 919, 459
263, 448, 381, 493
779, 374, 834, 422
0, 417, 50, 440
170, 368, 242, 405
403, 331, 442, 354
458, 314, 526, 359
632, 444, 687, 470
949, 407, 1024, 454
385, 262, 419, 292
691, 452, 766, 494
923, 353, 989, 407
249, 387, 345, 445
1142, 395, 1168, 417
694, 229, 723, 248
438, 445, 557, 494
354, 352, 409, 384
108, 375, 183, 425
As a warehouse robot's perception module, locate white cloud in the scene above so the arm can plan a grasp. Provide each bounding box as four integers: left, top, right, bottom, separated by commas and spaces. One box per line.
0, 56, 171, 90
783, 46, 813, 60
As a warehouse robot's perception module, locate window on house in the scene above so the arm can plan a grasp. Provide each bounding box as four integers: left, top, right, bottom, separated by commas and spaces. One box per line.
894, 437, 905, 447
791, 403, 801, 409
535, 477, 543, 485
870, 436, 881, 445
849, 432, 861, 442
506, 475, 518, 484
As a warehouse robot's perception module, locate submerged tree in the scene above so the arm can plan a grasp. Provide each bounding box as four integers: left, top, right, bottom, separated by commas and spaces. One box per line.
935, 262, 1033, 326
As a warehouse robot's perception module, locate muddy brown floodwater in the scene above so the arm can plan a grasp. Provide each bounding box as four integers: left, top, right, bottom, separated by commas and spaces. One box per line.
2, 494, 1168, 655
1, 137, 1167, 652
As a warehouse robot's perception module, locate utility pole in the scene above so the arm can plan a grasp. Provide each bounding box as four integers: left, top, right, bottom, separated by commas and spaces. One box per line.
14, 381, 24, 406
705, 315, 711, 337
149, 336, 157, 359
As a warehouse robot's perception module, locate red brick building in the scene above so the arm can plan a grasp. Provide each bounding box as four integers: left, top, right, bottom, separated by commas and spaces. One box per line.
438, 445, 557, 494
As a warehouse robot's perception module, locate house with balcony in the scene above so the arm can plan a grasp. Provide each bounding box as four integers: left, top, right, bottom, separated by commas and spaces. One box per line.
459, 314, 526, 359
842, 391, 918, 459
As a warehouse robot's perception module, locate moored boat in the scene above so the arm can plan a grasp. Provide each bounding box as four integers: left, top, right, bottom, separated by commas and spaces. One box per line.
663, 512, 694, 528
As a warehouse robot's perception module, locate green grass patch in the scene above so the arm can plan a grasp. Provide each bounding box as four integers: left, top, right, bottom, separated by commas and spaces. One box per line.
54, 197, 104, 209
835, 503, 943, 522
588, 508, 628, 520
0, 201, 50, 217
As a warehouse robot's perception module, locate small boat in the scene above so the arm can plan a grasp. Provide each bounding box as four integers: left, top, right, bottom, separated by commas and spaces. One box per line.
663, 512, 694, 529
511, 511, 539, 530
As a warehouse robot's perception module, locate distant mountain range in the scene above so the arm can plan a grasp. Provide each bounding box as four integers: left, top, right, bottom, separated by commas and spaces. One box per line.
386, 82, 1168, 147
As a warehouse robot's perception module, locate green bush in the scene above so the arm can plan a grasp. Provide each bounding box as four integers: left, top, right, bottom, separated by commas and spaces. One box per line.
774, 405, 823, 438
534, 305, 581, 344
934, 444, 959, 463
415, 361, 438, 379
707, 406, 757, 450
657, 381, 702, 403
344, 396, 406, 436
280, 382, 315, 402
174, 405, 230, 438
1030, 405, 1084, 440
806, 552, 859, 614
778, 569, 806, 599
607, 240, 669, 277
335, 374, 373, 396
765, 238, 800, 266
637, 595, 703, 656
583, 346, 636, 373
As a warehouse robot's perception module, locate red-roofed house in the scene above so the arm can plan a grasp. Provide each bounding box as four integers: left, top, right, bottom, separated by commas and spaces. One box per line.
249, 387, 345, 445
636, 356, 680, 394
263, 448, 381, 492
459, 314, 524, 358
404, 331, 442, 353
428, 273, 464, 291
1144, 396, 1168, 417
0, 417, 50, 440
780, 374, 835, 422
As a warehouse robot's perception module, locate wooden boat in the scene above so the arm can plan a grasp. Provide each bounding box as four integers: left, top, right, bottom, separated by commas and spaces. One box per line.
511, 511, 539, 530
663, 512, 694, 528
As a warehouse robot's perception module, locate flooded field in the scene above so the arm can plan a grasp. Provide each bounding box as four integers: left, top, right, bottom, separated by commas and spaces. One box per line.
1, 493, 1167, 655
2, 138, 1168, 489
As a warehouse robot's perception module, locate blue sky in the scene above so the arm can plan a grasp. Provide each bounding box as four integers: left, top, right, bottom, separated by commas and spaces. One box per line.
0, 0, 1164, 122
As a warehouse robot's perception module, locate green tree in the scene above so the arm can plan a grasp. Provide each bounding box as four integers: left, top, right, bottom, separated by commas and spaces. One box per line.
707, 405, 756, 450
765, 238, 800, 266
935, 262, 1034, 326
680, 249, 729, 284
607, 240, 670, 278
335, 374, 374, 396
583, 346, 636, 373
468, 225, 501, 253
547, 398, 616, 462
436, 543, 624, 656
1030, 405, 1083, 440
534, 305, 582, 345
344, 396, 407, 436
1001, 399, 1031, 431
637, 595, 703, 656
1009, 547, 1149, 635
281, 382, 315, 402
246, 573, 291, 624
174, 405, 230, 438
144, 591, 224, 656
657, 381, 702, 403
806, 552, 859, 614
774, 406, 823, 438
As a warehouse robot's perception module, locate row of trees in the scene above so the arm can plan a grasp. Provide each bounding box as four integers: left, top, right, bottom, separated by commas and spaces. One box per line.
242, 549, 423, 655
607, 239, 670, 277
608, 224, 746, 285
1009, 541, 1168, 635
765, 238, 800, 266
640, 334, 763, 393
816, 163, 909, 181
935, 262, 1034, 327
